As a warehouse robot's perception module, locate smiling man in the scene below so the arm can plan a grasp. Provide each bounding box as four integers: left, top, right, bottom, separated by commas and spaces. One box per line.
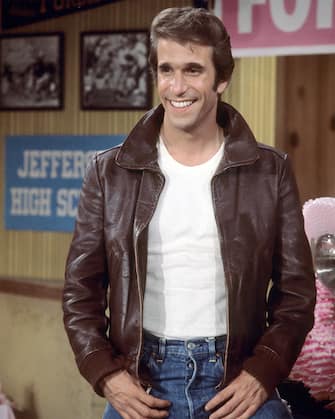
63, 7, 316, 419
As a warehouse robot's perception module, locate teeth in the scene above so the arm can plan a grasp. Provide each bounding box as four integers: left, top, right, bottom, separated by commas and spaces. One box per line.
170, 100, 193, 108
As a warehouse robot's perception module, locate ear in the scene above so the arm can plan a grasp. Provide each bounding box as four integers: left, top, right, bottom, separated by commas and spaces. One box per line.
216, 80, 228, 95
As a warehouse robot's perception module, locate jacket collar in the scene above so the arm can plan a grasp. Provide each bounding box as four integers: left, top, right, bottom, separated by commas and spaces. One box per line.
115, 102, 259, 171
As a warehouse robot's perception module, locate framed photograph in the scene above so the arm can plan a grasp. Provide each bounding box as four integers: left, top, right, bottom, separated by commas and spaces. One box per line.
81, 31, 152, 110
0, 32, 64, 110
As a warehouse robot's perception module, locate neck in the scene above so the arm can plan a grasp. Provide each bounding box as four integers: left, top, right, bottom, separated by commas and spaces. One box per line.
160, 125, 224, 166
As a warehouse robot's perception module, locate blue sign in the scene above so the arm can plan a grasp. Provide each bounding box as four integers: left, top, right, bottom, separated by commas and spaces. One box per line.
5, 135, 125, 232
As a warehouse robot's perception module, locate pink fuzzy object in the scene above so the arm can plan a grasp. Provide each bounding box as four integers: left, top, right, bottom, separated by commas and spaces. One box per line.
289, 197, 335, 399
290, 278, 335, 398
302, 197, 335, 243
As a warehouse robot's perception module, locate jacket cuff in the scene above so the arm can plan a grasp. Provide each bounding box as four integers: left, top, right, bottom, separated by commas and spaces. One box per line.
78, 349, 125, 397
243, 345, 289, 395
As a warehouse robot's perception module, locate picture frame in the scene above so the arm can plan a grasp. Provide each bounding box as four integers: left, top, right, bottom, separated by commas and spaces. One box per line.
81, 30, 152, 110
0, 32, 64, 110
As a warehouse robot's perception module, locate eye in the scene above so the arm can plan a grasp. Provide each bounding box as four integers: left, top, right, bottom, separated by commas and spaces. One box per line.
185, 64, 203, 76
158, 64, 172, 75
188, 67, 199, 74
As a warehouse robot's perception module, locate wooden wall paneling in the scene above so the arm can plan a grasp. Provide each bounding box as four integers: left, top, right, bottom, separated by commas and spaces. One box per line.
0, 276, 62, 300
318, 55, 335, 198
276, 55, 321, 204
226, 56, 277, 145
276, 54, 335, 203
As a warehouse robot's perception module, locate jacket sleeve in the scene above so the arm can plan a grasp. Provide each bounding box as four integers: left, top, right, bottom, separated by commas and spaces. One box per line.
243, 156, 316, 395
63, 153, 124, 396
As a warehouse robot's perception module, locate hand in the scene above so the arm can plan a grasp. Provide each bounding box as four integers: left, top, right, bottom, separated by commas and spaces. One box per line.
102, 369, 171, 419
205, 370, 268, 418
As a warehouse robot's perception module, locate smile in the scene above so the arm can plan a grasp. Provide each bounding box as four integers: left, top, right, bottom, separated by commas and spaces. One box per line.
169, 100, 195, 109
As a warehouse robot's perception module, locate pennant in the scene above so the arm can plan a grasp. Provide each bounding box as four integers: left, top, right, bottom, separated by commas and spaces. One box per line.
2, 0, 122, 29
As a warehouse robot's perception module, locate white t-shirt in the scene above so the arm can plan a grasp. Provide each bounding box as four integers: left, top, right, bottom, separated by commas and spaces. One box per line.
143, 138, 227, 339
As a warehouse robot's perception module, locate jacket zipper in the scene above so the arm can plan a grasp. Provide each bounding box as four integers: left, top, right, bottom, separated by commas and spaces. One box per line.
211, 174, 230, 387
211, 157, 258, 387
134, 227, 144, 377
133, 170, 165, 377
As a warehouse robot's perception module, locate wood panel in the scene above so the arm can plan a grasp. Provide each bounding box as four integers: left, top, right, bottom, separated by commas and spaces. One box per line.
0, 276, 62, 300
225, 56, 277, 146
276, 55, 335, 204
318, 55, 335, 198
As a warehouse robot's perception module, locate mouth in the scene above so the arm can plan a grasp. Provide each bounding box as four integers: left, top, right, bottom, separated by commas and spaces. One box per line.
169, 99, 196, 109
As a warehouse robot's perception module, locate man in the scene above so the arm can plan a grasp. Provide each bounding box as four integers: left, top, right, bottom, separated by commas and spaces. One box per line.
63, 7, 315, 419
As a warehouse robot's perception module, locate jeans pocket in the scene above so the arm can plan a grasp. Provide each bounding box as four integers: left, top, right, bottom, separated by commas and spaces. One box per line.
140, 346, 163, 375
213, 353, 224, 378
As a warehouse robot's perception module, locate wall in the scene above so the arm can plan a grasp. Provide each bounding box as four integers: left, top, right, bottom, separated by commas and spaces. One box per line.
276, 54, 335, 204
0, 1, 277, 418
0, 293, 103, 419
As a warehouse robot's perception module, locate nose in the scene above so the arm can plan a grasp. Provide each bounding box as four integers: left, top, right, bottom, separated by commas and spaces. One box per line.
170, 72, 187, 96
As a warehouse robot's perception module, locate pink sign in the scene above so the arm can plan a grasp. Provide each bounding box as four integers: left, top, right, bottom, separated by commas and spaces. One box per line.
215, 0, 335, 56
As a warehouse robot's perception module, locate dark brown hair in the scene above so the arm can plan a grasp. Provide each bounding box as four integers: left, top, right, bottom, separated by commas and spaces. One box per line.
149, 7, 234, 87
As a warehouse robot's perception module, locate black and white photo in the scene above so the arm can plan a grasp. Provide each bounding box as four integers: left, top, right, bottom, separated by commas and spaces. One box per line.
81, 31, 151, 110
0, 33, 64, 110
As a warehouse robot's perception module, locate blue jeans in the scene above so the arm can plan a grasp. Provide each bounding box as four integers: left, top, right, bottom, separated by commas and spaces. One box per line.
103, 333, 292, 419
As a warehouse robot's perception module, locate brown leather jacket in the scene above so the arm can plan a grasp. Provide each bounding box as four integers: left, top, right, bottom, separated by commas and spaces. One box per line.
63, 102, 315, 397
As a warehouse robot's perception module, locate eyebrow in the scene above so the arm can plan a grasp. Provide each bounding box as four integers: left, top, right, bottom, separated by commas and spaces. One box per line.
158, 62, 205, 71
184, 62, 205, 71
158, 63, 171, 71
